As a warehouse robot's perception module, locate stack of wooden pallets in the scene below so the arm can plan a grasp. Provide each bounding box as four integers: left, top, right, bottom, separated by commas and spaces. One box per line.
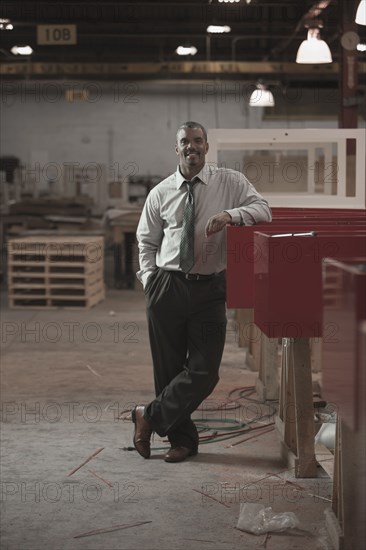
7, 236, 105, 309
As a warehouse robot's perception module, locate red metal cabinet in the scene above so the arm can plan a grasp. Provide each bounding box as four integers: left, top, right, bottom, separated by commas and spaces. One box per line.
227, 224, 366, 308
252, 233, 366, 337
322, 258, 366, 430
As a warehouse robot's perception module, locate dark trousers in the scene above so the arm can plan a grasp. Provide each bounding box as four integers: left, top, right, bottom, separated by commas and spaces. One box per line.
143, 268, 227, 450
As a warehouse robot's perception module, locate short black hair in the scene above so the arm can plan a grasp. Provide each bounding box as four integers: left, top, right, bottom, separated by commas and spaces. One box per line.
176, 121, 208, 142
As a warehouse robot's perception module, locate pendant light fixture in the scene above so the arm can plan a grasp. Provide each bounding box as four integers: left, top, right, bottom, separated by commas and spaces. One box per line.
175, 45, 197, 56
296, 23, 332, 64
249, 83, 275, 107
11, 45, 33, 55
206, 25, 231, 33
355, 0, 366, 25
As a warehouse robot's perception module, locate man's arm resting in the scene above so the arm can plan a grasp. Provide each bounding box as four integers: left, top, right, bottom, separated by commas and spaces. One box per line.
205, 211, 232, 237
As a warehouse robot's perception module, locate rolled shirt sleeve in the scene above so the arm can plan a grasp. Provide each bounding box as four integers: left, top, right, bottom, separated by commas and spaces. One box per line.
224, 173, 272, 226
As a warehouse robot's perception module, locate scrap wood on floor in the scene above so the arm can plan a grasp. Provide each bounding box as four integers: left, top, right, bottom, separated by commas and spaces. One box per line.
67, 447, 104, 477
73, 520, 152, 539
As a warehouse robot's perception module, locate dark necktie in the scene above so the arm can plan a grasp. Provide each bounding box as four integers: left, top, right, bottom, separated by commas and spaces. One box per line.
179, 178, 198, 273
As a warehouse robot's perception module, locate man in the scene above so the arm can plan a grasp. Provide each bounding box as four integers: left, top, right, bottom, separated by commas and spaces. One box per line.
133, 121, 272, 463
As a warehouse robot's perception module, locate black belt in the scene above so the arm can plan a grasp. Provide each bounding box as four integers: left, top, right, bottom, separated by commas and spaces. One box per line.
172, 270, 225, 281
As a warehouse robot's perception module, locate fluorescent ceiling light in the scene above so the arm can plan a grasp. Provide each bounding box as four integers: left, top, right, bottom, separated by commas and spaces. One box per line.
249, 84, 275, 107
357, 42, 366, 51
355, 0, 366, 25
175, 46, 197, 56
296, 28, 332, 64
11, 45, 33, 55
207, 25, 231, 33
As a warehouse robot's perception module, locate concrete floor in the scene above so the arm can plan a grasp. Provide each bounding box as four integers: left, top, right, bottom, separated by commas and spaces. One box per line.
1, 288, 334, 550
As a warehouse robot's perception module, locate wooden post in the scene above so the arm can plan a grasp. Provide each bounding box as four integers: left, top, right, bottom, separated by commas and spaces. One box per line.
255, 334, 279, 401
276, 337, 318, 478
339, 0, 359, 131
310, 337, 322, 373
235, 308, 253, 348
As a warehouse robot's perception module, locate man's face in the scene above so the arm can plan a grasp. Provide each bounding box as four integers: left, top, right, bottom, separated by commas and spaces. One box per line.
175, 127, 209, 172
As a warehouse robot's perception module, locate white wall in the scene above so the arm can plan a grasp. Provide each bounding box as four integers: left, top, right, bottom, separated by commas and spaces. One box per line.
1, 80, 363, 190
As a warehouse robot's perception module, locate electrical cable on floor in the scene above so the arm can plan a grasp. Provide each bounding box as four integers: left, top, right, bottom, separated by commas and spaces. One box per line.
121, 385, 277, 451
145, 386, 278, 452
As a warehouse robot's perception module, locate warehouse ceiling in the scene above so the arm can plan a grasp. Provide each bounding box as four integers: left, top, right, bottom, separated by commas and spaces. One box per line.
1, 0, 366, 86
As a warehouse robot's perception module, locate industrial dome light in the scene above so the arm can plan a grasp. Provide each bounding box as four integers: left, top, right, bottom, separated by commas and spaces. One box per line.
249, 83, 275, 107
296, 27, 332, 64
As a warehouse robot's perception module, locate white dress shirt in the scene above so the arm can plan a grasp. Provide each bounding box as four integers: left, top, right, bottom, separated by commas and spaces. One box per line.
136, 163, 272, 287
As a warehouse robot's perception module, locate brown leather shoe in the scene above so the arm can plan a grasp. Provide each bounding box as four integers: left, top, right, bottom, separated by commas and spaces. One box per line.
131, 406, 152, 459
164, 446, 198, 463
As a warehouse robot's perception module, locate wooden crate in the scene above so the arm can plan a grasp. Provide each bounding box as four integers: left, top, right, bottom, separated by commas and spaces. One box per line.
7, 236, 105, 309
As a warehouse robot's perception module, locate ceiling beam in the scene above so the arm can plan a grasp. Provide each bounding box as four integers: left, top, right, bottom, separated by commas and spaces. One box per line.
2, 60, 364, 79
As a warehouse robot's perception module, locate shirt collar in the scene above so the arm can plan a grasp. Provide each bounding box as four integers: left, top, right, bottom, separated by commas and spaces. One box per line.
175, 163, 216, 190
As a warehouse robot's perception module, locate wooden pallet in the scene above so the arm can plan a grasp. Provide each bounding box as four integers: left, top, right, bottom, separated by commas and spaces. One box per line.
7, 236, 105, 309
